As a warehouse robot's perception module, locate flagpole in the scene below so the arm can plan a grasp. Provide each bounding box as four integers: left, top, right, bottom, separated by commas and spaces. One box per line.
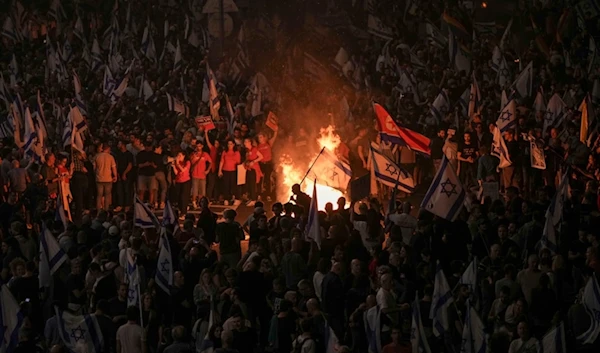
299, 147, 326, 186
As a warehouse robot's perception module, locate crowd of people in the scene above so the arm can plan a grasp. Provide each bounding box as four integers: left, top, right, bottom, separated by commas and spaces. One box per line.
1, 0, 600, 353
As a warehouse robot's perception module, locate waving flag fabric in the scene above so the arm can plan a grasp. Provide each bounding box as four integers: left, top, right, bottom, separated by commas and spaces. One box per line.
421, 157, 465, 221
305, 180, 322, 249
373, 103, 431, 155
0, 284, 24, 353
55, 307, 104, 353
430, 262, 454, 337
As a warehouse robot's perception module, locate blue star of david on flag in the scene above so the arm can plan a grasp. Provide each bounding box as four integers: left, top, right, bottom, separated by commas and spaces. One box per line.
499, 110, 512, 122
544, 111, 554, 122
160, 258, 170, 273
128, 287, 136, 301
70, 326, 86, 342
439, 178, 458, 197
385, 163, 399, 176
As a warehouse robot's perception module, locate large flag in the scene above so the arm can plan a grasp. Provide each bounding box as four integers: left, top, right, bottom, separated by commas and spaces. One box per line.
541, 172, 568, 254
166, 93, 189, 117
496, 99, 517, 133
542, 322, 567, 353
577, 274, 600, 345
162, 199, 181, 237
125, 248, 141, 307
369, 145, 415, 193
429, 90, 451, 126
155, 227, 173, 294
460, 300, 487, 353
307, 148, 352, 192
134, 195, 159, 228
430, 262, 454, 337
364, 305, 382, 353
491, 127, 512, 169
411, 295, 432, 353
512, 61, 533, 98
421, 157, 465, 221
449, 33, 471, 74
425, 22, 447, 48
173, 40, 182, 71
39, 225, 68, 288
55, 307, 104, 353
0, 284, 24, 353
543, 94, 567, 134
69, 105, 88, 133
373, 103, 431, 155
206, 63, 221, 118
497, 56, 510, 88
56, 181, 72, 227
305, 180, 322, 249
459, 258, 478, 293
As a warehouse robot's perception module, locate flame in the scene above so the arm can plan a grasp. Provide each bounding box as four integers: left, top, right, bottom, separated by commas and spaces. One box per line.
278, 125, 346, 211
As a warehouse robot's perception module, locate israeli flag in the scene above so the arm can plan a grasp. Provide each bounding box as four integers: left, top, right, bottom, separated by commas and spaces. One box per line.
55, 307, 104, 353
459, 258, 478, 293
207, 63, 221, 118
56, 183, 72, 228
69, 105, 88, 133
364, 305, 382, 353
308, 148, 352, 192
543, 94, 567, 134
460, 300, 487, 353
162, 199, 181, 235
541, 172, 568, 254
421, 157, 465, 222
141, 19, 157, 62
8, 54, 18, 87
48, 0, 66, 22
341, 96, 353, 121
0, 74, 10, 107
103, 67, 116, 97
166, 93, 189, 117
173, 40, 182, 71
62, 38, 73, 63
411, 294, 432, 353
74, 16, 85, 44
199, 309, 215, 353
370, 145, 415, 193
490, 46, 501, 72
425, 22, 447, 48
2, 17, 19, 43
23, 108, 44, 161
134, 195, 159, 228
468, 75, 481, 118
497, 55, 510, 88
139, 77, 154, 103
542, 322, 567, 353
155, 228, 173, 295
428, 89, 450, 126
305, 180, 322, 249
73, 70, 88, 115
225, 94, 237, 137
0, 284, 24, 353
430, 262, 454, 337
91, 38, 103, 72
449, 33, 471, 74
496, 99, 516, 133
491, 127, 512, 169
534, 89, 546, 115
125, 249, 140, 307
39, 225, 67, 288
577, 274, 600, 345
511, 61, 533, 98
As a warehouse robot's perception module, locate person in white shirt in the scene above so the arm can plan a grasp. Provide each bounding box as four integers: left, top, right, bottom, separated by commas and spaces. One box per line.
116, 306, 146, 353
292, 319, 316, 353
508, 321, 540, 353
388, 202, 417, 245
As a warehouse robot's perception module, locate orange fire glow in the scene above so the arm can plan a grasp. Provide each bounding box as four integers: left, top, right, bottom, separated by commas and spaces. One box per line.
279, 126, 346, 210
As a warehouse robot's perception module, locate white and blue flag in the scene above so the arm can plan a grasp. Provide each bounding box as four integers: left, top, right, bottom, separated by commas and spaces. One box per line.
543, 94, 567, 134
496, 99, 516, 133
103, 67, 116, 97
155, 227, 173, 295
497, 55, 510, 88
421, 157, 465, 222
369, 145, 415, 193
411, 294, 432, 353
364, 305, 382, 353
62, 38, 73, 63
305, 180, 322, 249
23, 108, 44, 161
308, 148, 352, 192
541, 172, 568, 254
166, 93, 189, 117
491, 46, 502, 72
430, 262, 454, 337
134, 195, 159, 228
125, 248, 141, 307
459, 258, 478, 293
74, 16, 85, 44
39, 225, 67, 288
512, 61, 533, 98
141, 19, 157, 62
577, 274, 600, 345
0, 284, 24, 353
73, 70, 88, 115
206, 62, 221, 118
460, 300, 487, 353
2, 17, 19, 43
55, 307, 104, 353
491, 126, 512, 169
534, 88, 546, 115
162, 199, 181, 236
428, 89, 450, 126
449, 33, 471, 74
543, 322, 567, 353
173, 40, 182, 71
8, 54, 18, 87
91, 38, 103, 71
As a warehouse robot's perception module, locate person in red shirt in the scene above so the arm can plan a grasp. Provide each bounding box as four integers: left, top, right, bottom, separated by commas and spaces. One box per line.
204, 130, 222, 201
190, 141, 212, 209
172, 151, 191, 219
243, 138, 263, 207
257, 131, 277, 202
219, 139, 241, 205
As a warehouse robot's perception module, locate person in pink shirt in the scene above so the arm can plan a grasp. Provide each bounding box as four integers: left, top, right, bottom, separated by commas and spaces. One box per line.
243, 138, 263, 207
172, 151, 191, 218
218, 139, 241, 205
190, 141, 212, 209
